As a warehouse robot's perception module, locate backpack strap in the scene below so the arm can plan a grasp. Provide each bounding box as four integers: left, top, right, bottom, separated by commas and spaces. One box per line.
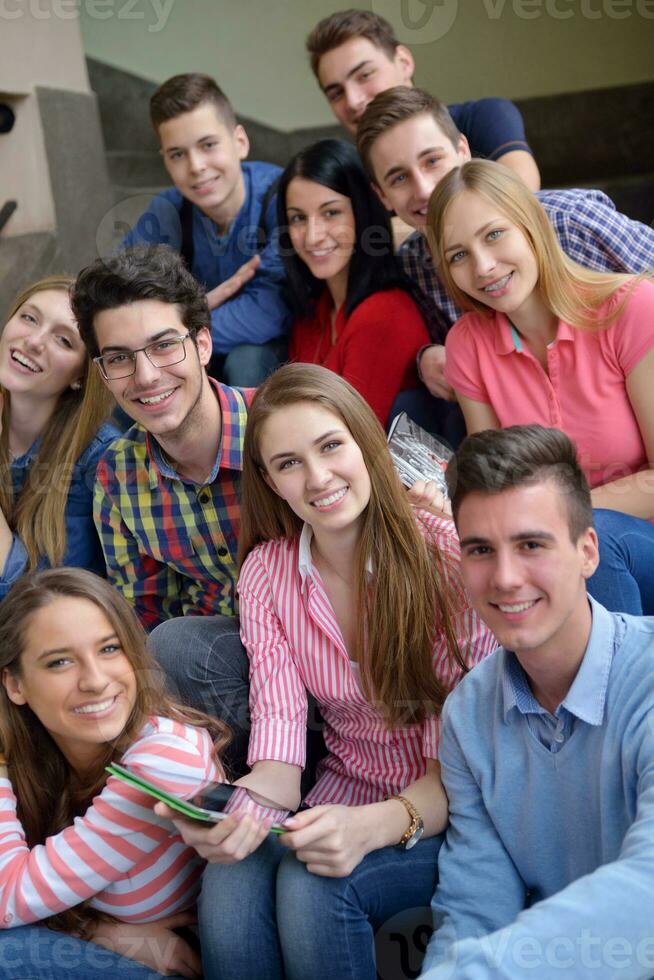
179, 196, 195, 269
255, 177, 280, 251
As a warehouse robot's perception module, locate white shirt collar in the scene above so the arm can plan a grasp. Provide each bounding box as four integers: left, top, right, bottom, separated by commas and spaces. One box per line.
297, 522, 373, 592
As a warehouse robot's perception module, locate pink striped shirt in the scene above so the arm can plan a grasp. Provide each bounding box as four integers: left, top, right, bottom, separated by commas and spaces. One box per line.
0, 717, 220, 928
238, 512, 496, 807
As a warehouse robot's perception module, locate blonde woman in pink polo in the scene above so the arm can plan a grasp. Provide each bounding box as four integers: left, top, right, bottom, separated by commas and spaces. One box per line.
426, 159, 654, 616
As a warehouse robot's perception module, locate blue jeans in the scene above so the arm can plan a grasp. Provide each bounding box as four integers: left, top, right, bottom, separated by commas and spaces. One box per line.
199, 833, 442, 980
148, 615, 251, 778
212, 338, 288, 388
588, 508, 654, 615
0, 926, 181, 979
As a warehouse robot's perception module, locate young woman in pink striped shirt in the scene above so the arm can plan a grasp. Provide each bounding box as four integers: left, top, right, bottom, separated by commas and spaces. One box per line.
162, 364, 495, 980
0, 567, 229, 980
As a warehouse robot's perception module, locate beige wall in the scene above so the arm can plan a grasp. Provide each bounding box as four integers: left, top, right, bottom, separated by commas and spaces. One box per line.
0, 1, 89, 94
79, 0, 654, 131
1, 2, 90, 236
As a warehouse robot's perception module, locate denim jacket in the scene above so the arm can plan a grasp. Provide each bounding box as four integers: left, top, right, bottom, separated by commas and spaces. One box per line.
1, 422, 118, 599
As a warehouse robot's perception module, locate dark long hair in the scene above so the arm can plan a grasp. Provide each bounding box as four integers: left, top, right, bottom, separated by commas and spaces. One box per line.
277, 138, 414, 319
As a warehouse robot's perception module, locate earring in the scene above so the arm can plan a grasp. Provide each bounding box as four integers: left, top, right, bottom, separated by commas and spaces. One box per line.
71, 381, 82, 391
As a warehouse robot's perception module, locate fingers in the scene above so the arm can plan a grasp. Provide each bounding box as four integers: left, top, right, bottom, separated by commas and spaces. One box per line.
162, 806, 270, 863
175, 938, 203, 980
164, 936, 203, 980
407, 480, 450, 515
209, 813, 271, 864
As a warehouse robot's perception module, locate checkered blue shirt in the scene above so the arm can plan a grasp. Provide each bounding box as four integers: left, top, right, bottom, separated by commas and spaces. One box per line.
400, 188, 654, 343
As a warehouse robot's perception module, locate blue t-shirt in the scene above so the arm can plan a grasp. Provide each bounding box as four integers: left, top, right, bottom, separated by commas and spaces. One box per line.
448, 97, 532, 161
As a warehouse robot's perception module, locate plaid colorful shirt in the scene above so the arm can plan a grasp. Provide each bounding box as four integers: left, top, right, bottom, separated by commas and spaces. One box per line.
94, 381, 252, 630
400, 188, 654, 343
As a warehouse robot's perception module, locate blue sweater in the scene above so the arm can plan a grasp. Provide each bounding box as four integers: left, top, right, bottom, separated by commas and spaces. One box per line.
423, 598, 654, 979
123, 161, 291, 353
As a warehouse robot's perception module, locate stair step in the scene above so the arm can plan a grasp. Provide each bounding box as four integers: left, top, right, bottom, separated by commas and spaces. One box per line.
0, 232, 62, 314
106, 150, 169, 187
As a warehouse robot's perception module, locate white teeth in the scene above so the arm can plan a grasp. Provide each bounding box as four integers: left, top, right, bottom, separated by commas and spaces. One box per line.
309, 248, 335, 257
312, 487, 347, 508
484, 273, 512, 293
73, 697, 115, 714
12, 351, 41, 372
497, 600, 537, 613
138, 389, 174, 405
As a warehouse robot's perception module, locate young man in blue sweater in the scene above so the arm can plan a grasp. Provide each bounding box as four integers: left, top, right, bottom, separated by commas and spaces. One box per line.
123, 73, 291, 386
422, 425, 654, 979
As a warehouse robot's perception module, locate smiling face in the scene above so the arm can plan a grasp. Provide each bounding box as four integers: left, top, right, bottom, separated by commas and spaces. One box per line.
317, 36, 414, 134
2, 597, 137, 771
93, 298, 212, 438
0, 288, 85, 402
457, 481, 598, 663
259, 401, 371, 539
286, 177, 356, 299
370, 113, 470, 231
441, 189, 543, 321
158, 101, 248, 226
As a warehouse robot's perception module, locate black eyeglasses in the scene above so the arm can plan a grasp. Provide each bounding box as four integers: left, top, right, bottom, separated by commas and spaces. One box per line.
94, 334, 191, 380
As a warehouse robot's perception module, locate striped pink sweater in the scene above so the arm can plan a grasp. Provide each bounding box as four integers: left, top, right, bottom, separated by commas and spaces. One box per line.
0, 716, 220, 927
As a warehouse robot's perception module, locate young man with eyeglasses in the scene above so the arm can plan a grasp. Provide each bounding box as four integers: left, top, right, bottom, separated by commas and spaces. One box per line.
73, 246, 255, 771
73, 244, 251, 628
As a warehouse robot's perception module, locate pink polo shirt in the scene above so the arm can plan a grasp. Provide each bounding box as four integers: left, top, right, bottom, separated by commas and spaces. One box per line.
444, 279, 654, 488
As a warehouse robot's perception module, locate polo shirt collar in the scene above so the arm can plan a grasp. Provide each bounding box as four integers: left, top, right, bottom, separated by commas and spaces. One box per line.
501, 596, 614, 726
146, 378, 245, 487
494, 315, 575, 356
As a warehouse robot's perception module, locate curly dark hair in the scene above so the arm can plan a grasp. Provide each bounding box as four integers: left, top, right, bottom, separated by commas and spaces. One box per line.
71, 245, 210, 357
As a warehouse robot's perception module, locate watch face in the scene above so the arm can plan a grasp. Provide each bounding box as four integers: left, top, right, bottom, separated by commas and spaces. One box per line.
404, 823, 425, 850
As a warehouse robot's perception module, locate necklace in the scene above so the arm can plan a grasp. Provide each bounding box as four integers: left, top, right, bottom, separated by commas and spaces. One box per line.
312, 544, 354, 589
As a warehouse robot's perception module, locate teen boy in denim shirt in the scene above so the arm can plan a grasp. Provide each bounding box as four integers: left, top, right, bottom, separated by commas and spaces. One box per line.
123, 73, 291, 386
422, 425, 654, 979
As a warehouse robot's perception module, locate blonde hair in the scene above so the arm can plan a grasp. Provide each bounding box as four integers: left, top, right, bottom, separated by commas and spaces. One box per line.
239, 363, 468, 727
0, 568, 230, 936
426, 160, 646, 330
0, 277, 114, 568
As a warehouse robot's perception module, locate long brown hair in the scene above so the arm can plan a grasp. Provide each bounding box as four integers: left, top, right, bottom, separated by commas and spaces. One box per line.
239, 363, 468, 727
0, 568, 230, 937
0, 277, 114, 568
426, 160, 646, 330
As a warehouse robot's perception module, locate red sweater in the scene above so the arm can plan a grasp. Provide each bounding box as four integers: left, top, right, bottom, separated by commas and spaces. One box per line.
289, 289, 429, 425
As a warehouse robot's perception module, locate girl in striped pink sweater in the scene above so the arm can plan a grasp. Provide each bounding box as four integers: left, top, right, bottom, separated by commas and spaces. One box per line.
0, 567, 229, 979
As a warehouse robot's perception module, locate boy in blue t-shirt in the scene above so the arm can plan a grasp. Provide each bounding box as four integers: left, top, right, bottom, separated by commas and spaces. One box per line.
123, 73, 291, 386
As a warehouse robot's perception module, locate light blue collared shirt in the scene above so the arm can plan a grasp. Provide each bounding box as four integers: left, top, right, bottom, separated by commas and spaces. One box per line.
501, 600, 612, 753
422, 597, 654, 979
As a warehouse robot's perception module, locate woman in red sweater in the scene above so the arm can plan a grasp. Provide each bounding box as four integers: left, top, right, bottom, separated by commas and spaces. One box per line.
278, 139, 430, 426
